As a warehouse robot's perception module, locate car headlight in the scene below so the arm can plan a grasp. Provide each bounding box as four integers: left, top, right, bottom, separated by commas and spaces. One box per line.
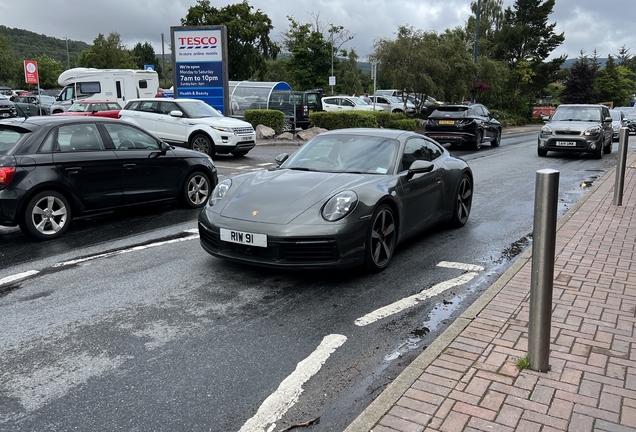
209, 178, 231, 206
584, 125, 601, 136
213, 126, 235, 133
613, 124, 620, 132
322, 191, 358, 222
540, 125, 553, 136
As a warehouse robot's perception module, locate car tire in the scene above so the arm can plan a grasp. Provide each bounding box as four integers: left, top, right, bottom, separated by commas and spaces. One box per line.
593, 141, 603, 159
190, 134, 215, 156
182, 171, 211, 208
472, 130, 483, 150
538, 148, 548, 157
364, 204, 397, 273
604, 138, 613, 154
491, 129, 501, 147
450, 173, 473, 228
20, 190, 71, 240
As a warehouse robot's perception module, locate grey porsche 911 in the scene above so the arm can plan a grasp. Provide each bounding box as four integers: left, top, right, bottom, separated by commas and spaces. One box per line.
198, 128, 473, 272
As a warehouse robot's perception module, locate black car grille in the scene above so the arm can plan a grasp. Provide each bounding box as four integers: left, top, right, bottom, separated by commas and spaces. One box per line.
555, 130, 581, 136
199, 224, 338, 263
233, 127, 254, 135
0, 104, 16, 118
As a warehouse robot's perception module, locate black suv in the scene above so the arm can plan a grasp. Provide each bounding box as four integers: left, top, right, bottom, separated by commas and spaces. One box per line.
0, 94, 17, 119
537, 104, 613, 158
424, 103, 501, 150
290, 89, 324, 129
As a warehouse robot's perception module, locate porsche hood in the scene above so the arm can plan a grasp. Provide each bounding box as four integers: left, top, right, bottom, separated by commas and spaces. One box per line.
219, 169, 369, 224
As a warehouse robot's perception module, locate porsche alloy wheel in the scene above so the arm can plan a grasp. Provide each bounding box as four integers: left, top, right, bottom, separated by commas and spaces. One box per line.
365, 204, 397, 273
450, 174, 473, 227
21, 191, 71, 240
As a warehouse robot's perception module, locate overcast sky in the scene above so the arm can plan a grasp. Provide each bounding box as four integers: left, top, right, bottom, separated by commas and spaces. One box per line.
1, 0, 634, 62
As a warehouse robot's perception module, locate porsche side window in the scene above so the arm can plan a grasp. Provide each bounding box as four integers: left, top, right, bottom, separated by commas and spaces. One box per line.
425, 141, 443, 160
402, 138, 431, 170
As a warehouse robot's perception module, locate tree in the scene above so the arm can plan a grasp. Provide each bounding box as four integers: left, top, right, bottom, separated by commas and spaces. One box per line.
131, 42, 162, 76
594, 55, 635, 107
336, 49, 363, 95
616, 45, 636, 74
181, 0, 279, 80
78, 32, 137, 69
0, 35, 14, 85
465, 0, 504, 59
489, 0, 566, 113
33, 54, 64, 88
560, 51, 597, 104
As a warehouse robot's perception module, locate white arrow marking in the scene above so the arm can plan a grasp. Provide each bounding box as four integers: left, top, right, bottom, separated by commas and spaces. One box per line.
238, 334, 347, 432
437, 261, 484, 272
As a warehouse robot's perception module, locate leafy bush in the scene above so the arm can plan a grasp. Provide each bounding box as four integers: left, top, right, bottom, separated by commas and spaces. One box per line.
309, 111, 378, 130
390, 119, 417, 131
243, 109, 285, 134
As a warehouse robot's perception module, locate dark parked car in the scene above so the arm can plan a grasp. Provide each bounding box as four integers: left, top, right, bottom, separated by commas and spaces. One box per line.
0, 116, 217, 240
198, 128, 473, 272
290, 89, 324, 129
13, 94, 55, 116
0, 93, 18, 119
616, 106, 636, 134
537, 104, 613, 158
425, 103, 502, 150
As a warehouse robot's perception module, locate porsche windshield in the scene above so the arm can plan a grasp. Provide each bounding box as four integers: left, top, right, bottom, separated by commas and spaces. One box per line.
282, 134, 399, 174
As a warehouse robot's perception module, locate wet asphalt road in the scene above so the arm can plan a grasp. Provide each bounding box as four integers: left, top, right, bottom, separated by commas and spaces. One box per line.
0, 132, 632, 431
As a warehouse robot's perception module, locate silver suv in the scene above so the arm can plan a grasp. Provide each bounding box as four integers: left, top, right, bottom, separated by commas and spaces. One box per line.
537, 104, 613, 158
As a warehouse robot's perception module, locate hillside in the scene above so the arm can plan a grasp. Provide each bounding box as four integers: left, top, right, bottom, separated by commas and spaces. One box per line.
0, 26, 90, 64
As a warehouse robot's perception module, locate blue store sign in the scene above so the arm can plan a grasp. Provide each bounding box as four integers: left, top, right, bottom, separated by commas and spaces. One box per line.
170, 26, 229, 114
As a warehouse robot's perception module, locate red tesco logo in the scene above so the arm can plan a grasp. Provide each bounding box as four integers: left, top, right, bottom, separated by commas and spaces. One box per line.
178, 36, 218, 46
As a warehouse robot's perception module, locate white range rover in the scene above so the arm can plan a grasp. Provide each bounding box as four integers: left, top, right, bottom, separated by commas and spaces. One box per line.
119, 98, 256, 157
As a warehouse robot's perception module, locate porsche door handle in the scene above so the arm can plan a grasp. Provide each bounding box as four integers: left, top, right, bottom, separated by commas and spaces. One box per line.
65, 167, 82, 173
123, 164, 136, 169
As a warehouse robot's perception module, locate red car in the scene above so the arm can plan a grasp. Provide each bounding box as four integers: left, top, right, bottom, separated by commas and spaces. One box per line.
53, 100, 122, 118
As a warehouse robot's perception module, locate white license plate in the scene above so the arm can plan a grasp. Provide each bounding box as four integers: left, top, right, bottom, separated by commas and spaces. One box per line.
242, 136, 253, 141
220, 228, 267, 247
1, 113, 9, 117
555, 141, 576, 147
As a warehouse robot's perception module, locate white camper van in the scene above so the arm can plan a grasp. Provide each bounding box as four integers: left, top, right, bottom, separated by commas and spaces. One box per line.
51, 68, 159, 113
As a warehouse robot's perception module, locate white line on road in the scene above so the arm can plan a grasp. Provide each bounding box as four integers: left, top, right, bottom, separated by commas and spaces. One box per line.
437, 261, 484, 272
354, 272, 479, 327
52, 234, 200, 268
238, 334, 347, 432
0, 270, 40, 286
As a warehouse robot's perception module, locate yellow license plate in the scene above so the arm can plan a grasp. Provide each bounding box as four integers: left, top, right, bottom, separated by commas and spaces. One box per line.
439, 120, 455, 125
308, 109, 314, 114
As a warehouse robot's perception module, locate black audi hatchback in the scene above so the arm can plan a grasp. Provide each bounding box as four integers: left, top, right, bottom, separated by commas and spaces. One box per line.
0, 116, 217, 240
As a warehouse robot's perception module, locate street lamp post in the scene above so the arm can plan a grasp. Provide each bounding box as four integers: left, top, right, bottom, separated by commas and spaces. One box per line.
64, 37, 70, 69
330, 30, 334, 95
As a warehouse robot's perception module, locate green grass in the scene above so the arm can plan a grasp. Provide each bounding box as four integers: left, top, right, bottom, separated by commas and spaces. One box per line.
516, 355, 530, 370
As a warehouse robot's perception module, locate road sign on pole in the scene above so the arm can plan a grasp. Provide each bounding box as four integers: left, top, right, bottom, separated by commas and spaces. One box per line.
23, 60, 39, 84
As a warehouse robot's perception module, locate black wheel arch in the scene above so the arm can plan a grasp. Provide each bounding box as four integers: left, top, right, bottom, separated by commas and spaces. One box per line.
188, 130, 216, 151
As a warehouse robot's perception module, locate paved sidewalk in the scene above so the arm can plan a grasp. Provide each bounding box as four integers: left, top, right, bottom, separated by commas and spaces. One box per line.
345, 150, 636, 431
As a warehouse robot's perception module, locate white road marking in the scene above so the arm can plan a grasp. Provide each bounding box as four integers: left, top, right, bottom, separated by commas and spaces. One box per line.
52, 234, 199, 268
354, 272, 479, 327
257, 163, 275, 166
437, 261, 484, 272
0, 270, 40, 286
238, 334, 347, 432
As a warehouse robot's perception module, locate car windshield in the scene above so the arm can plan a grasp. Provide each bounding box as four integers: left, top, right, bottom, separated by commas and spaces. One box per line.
551, 107, 601, 122
282, 133, 399, 175
178, 101, 224, 118
0, 127, 28, 155
68, 103, 89, 112
351, 97, 368, 105
38, 95, 55, 104
385, 96, 402, 104
610, 111, 622, 121
432, 106, 469, 116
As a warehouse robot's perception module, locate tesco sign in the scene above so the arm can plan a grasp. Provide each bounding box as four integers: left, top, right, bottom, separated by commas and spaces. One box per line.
178, 36, 218, 47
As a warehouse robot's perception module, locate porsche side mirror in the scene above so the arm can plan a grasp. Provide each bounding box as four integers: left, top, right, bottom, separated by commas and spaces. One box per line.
275, 153, 289, 166
407, 160, 434, 179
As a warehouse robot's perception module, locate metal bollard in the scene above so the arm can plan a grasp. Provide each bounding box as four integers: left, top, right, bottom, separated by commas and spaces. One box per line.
613, 127, 630, 206
528, 169, 559, 372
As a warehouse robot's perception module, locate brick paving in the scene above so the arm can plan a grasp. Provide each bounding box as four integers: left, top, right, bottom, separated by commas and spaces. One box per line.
346, 149, 636, 432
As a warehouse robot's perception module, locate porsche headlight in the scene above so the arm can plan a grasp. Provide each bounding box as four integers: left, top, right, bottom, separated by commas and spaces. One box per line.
322, 191, 358, 221
209, 179, 232, 206
584, 125, 601, 136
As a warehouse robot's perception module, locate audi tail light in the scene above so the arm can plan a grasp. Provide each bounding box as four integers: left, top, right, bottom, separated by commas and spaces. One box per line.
0, 167, 16, 186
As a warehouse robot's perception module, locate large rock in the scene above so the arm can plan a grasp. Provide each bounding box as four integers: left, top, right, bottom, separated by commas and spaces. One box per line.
256, 124, 276, 139
297, 126, 328, 141
276, 132, 295, 140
